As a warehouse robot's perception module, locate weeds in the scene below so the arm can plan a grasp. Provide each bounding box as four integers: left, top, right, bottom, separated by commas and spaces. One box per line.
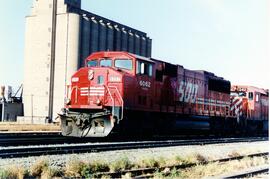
174, 155, 194, 166
194, 153, 208, 163
41, 167, 58, 179
0, 169, 17, 179
228, 151, 241, 158
182, 152, 208, 164
153, 170, 164, 178
0, 166, 26, 179
65, 158, 87, 177
29, 158, 57, 178
110, 157, 133, 172
137, 158, 159, 168
81, 160, 110, 178
168, 167, 180, 178
181, 156, 268, 178
0, 150, 267, 178
30, 158, 49, 176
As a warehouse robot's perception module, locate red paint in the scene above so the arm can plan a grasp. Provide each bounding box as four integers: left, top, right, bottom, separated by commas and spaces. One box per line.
66, 51, 234, 118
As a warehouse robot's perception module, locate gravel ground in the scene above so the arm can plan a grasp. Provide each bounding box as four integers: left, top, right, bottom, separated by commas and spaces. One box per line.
0, 141, 268, 171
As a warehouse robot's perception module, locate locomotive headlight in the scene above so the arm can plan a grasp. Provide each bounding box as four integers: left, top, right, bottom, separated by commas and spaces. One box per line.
96, 99, 102, 106
71, 77, 79, 82
65, 98, 71, 105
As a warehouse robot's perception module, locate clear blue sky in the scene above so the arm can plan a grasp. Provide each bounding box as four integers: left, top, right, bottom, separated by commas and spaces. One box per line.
0, 0, 269, 89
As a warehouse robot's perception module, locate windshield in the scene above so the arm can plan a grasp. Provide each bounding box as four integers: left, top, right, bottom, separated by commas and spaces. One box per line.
100, 58, 112, 67
87, 60, 98, 67
115, 59, 133, 70
231, 91, 246, 97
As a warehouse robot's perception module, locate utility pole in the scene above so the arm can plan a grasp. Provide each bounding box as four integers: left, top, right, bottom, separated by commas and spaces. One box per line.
48, 0, 58, 123
31, 94, 33, 124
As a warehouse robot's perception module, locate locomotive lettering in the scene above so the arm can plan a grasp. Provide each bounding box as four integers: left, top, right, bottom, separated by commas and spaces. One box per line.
178, 81, 198, 103
139, 80, 151, 88
109, 76, 121, 82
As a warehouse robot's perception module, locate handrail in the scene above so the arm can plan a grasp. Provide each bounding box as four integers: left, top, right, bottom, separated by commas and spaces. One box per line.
108, 86, 124, 121
104, 85, 115, 117
67, 85, 79, 104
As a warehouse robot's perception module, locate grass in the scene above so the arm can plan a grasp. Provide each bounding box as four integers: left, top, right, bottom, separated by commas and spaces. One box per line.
136, 157, 161, 168
228, 150, 241, 158
65, 158, 87, 177
183, 152, 209, 164
0, 151, 267, 178
0, 166, 26, 179
0, 153, 211, 178
153, 156, 269, 178
81, 160, 110, 178
29, 158, 59, 178
109, 157, 133, 172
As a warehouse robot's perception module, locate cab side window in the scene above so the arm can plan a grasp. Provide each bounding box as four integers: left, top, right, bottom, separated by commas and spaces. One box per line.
248, 92, 253, 100
255, 93, 259, 102
136, 61, 153, 77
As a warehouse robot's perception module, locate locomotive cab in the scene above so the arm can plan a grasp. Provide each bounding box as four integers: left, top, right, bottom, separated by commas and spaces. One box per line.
60, 52, 137, 137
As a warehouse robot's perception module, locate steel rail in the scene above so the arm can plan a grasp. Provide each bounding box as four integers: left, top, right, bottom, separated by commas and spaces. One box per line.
93, 152, 268, 178
0, 133, 63, 146
220, 165, 269, 178
0, 137, 267, 159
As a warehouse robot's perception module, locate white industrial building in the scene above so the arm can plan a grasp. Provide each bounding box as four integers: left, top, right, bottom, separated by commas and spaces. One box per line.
22, 0, 152, 123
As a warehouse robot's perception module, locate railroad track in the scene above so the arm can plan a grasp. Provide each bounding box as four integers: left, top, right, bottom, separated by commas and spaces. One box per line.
0, 132, 62, 146
0, 132, 267, 147
0, 137, 267, 159
221, 165, 269, 178
0, 132, 111, 146
93, 152, 269, 178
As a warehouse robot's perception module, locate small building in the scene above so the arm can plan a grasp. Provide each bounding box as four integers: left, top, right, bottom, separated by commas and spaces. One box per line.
0, 86, 23, 122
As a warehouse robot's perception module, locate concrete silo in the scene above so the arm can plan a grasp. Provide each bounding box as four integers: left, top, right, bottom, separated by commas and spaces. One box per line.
22, 0, 152, 123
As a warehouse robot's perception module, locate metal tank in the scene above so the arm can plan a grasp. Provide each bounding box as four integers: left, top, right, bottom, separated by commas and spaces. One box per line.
52, 13, 81, 119
80, 16, 91, 66
114, 25, 121, 51
146, 38, 152, 58
128, 31, 134, 53
135, 34, 141, 55
140, 37, 147, 57
106, 23, 114, 51
74, 10, 152, 61
90, 18, 99, 53
121, 28, 128, 51
98, 20, 107, 51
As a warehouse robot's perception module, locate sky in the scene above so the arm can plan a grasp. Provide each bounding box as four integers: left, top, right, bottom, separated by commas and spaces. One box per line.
0, 0, 269, 89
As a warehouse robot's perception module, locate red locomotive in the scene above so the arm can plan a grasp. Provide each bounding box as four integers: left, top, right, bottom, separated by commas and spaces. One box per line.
230, 85, 268, 133
59, 51, 268, 137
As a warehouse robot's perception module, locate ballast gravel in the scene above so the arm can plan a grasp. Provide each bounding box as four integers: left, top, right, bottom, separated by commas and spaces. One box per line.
0, 141, 268, 171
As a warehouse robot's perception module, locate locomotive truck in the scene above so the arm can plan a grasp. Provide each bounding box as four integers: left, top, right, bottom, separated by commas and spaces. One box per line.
59, 51, 269, 137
